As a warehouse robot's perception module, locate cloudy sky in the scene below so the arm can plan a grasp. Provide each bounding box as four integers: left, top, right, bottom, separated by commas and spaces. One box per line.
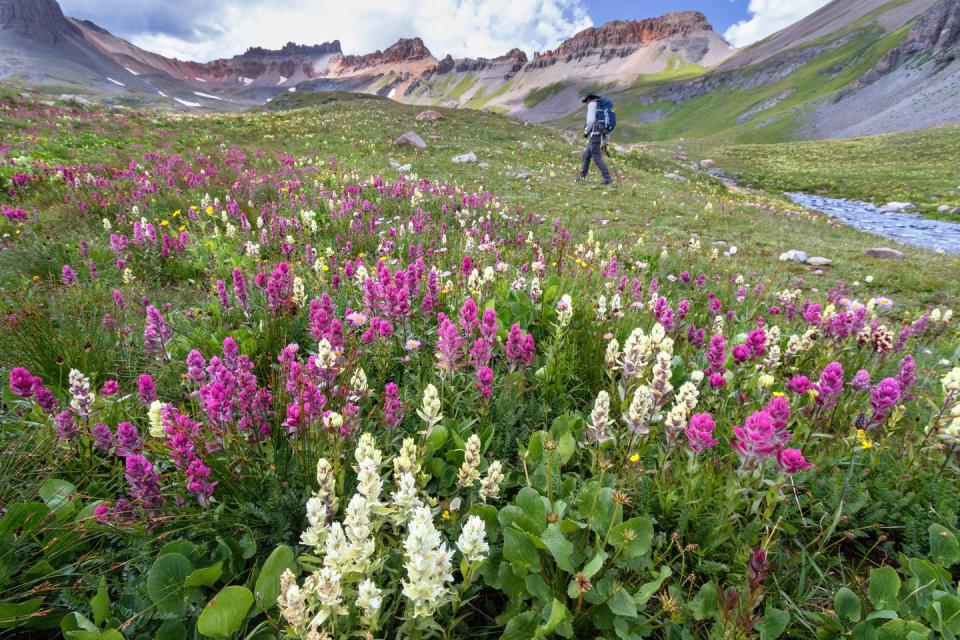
59, 0, 834, 61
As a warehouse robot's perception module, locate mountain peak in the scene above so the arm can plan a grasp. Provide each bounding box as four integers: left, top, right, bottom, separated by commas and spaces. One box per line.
550, 11, 716, 55
0, 0, 78, 44
339, 37, 434, 70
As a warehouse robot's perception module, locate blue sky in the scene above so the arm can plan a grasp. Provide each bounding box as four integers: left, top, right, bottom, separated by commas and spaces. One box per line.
59, 0, 832, 61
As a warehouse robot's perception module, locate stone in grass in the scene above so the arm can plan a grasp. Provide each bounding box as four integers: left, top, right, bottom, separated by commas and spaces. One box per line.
395, 131, 427, 148
865, 247, 905, 260
779, 249, 808, 263
807, 256, 832, 267
452, 152, 478, 164
880, 202, 914, 212
700, 159, 716, 169
397, 164, 411, 173
415, 109, 443, 121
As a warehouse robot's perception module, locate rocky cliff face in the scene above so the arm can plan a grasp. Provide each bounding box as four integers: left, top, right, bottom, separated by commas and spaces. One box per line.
338, 37, 433, 71
200, 41, 343, 83
0, 0, 77, 44
530, 11, 717, 67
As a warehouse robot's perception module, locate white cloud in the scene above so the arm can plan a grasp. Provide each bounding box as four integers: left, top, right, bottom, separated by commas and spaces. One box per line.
63, 0, 592, 62
723, 0, 832, 48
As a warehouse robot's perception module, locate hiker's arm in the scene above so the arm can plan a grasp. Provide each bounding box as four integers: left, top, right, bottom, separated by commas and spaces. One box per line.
584, 101, 596, 135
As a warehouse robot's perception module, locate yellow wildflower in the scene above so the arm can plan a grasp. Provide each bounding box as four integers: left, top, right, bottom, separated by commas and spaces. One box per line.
856, 429, 873, 450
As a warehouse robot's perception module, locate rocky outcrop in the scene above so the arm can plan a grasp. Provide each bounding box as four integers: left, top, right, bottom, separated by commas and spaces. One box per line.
529, 12, 717, 68
860, 0, 960, 86
339, 37, 433, 70
0, 0, 78, 44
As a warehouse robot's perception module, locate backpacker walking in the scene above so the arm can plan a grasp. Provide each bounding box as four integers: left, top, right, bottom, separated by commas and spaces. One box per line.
577, 92, 616, 185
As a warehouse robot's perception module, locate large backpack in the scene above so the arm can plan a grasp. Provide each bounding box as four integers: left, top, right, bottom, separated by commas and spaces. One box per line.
596, 97, 616, 134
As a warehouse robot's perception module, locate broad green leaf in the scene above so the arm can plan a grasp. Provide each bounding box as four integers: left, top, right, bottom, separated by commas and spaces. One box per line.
924, 594, 960, 636
255, 545, 297, 609
583, 550, 607, 578
185, 562, 223, 588
608, 517, 653, 560
515, 488, 547, 533
849, 621, 879, 640
868, 567, 901, 611
929, 524, 960, 568
607, 585, 638, 618
91, 577, 110, 626
197, 585, 254, 639
525, 573, 551, 605
147, 553, 193, 615
39, 478, 76, 514
555, 433, 576, 464
158, 539, 198, 563
634, 567, 671, 607
540, 525, 575, 574
501, 610, 539, 640
0, 503, 49, 541
877, 619, 931, 640
835, 588, 862, 625
535, 599, 570, 638
758, 606, 789, 639
155, 620, 187, 640
504, 528, 541, 573
61, 612, 98, 639
689, 582, 719, 621
0, 598, 44, 629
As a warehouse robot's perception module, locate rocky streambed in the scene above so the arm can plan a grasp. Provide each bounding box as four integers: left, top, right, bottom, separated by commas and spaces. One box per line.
787, 193, 960, 255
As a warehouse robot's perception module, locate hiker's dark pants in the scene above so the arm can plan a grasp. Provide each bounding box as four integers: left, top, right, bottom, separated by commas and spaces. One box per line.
579, 134, 610, 181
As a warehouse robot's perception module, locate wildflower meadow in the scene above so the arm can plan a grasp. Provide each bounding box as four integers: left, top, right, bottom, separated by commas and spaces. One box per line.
1, 91, 959, 639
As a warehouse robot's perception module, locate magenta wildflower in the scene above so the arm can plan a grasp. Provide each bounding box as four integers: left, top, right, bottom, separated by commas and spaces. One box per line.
116, 421, 142, 456
869, 378, 901, 424
814, 361, 844, 409
137, 374, 157, 404
185, 458, 216, 506
112, 289, 126, 309
731, 411, 779, 462
746, 328, 767, 358
505, 323, 535, 368
124, 454, 164, 513
459, 298, 479, 336
709, 373, 727, 389
35, 386, 60, 414
383, 382, 403, 428
100, 379, 119, 396
215, 279, 230, 310
91, 422, 115, 451
732, 343, 751, 364
897, 354, 916, 399
706, 334, 727, 375
786, 375, 812, 394
777, 448, 812, 473
764, 396, 792, 437
435, 316, 464, 371
186, 350, 207, 384
685, 413, 718, 453
476, 366, 494, 400
9, 367, 36, 397
851, 369, 871, 391
55, 411, 79, 441
232, 268, 250, 314
143, 305, 172, 358
61, 264, 78, 285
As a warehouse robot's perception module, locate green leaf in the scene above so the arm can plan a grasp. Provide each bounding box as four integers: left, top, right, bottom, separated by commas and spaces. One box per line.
147, 553, 194, 615
197, 585, 254, 639
689, 582, 719, 621
608, 517, 653, 560
91, 577, 110, 626
504, 528, 542, 573
185, 562, 223, 588
501, 610, 539, 640
868, 567, 901, 611
535, 599, 570, 638
0, 598, 44, 629
39, 478, 76, 514
525, 574, 551, 605
850, 621, 879, 640
634, 567, 671, 607
607, 585, 638, 618
155, 620, 187, 640
929, 524, 960, 568
540, 525, 575, 574
61, 612, 98, 639
582, 550, 607, 578
0, 502, 49, 541
877, 619, 931, 640
515, 488, 547, 533
758, 606, 790, 639
255, 545, 297, 609
835, 588, 863, 625
924, 594, 960, 636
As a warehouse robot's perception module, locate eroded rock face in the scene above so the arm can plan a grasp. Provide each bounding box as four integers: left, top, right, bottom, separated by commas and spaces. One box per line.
529, 12, 715, 68
340, 37, 433, 70
0, 0, 77, 44
862, 0, 960, 84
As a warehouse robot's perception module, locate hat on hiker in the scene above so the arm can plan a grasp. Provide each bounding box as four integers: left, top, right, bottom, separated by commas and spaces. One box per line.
581, 92, 601, 103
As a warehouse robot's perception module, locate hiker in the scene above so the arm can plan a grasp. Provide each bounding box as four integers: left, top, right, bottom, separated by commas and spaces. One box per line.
577, 92, 613, 185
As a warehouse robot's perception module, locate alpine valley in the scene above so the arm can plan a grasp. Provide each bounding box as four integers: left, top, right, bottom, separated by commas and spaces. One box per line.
2, 0, 958, 140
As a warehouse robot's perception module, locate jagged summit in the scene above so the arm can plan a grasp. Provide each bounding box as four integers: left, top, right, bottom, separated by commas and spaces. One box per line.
0, 0, 77, 44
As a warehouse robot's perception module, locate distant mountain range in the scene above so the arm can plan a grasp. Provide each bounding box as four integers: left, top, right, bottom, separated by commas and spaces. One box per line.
1, 0, 958, 140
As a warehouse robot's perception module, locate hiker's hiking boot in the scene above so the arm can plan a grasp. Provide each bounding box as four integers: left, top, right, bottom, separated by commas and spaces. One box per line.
575, 175, 586, 183
602, 178, 612, 185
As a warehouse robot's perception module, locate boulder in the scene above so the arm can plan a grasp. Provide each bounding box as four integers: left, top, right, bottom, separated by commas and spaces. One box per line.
937, 204, 952, 213
806, 256, 832, 267
700, 159, 716, 169
452, 152, 478, 164
395, 131, 427, 148
880, 201, 914, 212
865, 247, 905, 260
779, 250, 808, 263
664, 172, 687, 181
397, 164, 411, 173
415, 109, 443, 121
